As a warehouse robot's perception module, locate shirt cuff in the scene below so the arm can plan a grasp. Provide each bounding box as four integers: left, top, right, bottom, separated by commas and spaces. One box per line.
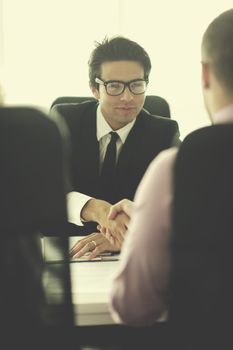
66, 191, 92, 226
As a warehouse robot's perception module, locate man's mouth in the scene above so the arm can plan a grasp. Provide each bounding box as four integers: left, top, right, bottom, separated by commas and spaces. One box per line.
116, 106, 135, 110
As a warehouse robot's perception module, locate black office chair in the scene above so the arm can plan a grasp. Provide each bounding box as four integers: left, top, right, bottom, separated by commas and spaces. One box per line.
169, 124, 233, 349
51, 95, 171, 118
0, 106, 75, 348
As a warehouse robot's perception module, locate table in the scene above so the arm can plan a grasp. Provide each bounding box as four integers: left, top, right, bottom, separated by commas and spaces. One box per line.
70, 259, 119, 326
43, 236, 120, 326
67, 236, 120, 326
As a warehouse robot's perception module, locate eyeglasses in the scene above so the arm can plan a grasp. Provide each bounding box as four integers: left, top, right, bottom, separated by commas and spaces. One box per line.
95, 77, 148, 96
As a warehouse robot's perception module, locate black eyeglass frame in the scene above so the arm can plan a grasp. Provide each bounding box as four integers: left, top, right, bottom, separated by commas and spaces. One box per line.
95, 77, 149, 96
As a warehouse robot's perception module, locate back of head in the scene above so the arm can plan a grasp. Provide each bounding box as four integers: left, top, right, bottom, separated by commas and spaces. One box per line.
88, 36, 151, 87
169, 124, 233, 347
202, 9, 233, 92
0, 106, 74, 346
0, 107, 69, 232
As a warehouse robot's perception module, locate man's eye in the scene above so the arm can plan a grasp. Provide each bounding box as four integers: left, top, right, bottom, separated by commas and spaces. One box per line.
108, 83, 122, 89
131, 81, 143, 88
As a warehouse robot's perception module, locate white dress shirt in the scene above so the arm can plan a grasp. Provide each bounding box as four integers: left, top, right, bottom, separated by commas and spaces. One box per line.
109, 104, 233, 327
67, 105, 136, 226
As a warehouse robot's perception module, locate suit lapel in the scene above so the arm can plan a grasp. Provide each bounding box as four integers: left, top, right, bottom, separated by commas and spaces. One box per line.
117, 113, 145, 171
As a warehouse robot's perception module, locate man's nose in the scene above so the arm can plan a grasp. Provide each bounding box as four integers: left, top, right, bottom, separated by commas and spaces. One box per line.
120, 86, 134, 101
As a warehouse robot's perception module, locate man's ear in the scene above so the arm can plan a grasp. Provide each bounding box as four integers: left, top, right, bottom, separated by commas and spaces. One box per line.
201, 62, 210, 89
90, 83, 100, 100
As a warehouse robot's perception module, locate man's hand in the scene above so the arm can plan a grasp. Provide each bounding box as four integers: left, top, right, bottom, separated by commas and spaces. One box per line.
101, 210, 130, 245
108, 199, 134, 219
99, 199, 134, 245
81, 198, 129, 246
69, 232, 121, 259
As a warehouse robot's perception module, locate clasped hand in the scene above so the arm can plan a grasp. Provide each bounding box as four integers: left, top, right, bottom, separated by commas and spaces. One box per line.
70, 200, 131, 259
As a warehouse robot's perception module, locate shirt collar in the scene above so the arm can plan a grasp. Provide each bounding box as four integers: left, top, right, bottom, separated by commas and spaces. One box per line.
213, 103, 233, 124
96, 105, 136, 143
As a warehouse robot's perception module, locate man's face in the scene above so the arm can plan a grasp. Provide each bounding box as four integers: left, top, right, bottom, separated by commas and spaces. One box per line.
91, 61, 146, 130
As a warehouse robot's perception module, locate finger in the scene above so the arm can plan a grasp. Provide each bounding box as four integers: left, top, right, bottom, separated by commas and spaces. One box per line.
108, 207, 118, 220
71, 233, 106, 258
89, 240, 110, 259
69, 240, 80, 254
108, 233, 117, 247
118, 213, 130, 233
115, 232, 124, 246
109, 235, 116, 246
103, 223, 123, 246
106, 228, 122, 247
69, 239, 89, 257
123, 216, 130, 229
99, 226, 107, 235
72, 241, 94, 259
69, 233, 95, 253
105, 229, 114, 243
113, 223, 125, 244
115, 225, 125, 242
70, 243, 82, 257
108, 199, 127, 219
71, 235, 99, 257
70, 232, 101, 256
89, 246, 102, 259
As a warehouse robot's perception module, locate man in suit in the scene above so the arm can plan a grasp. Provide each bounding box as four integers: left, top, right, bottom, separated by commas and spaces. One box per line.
52, 36, 180, 258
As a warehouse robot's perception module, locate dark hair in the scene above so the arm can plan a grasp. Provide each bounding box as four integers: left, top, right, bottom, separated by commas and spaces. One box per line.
88, 36, 152, 87
202, 9, 233, 91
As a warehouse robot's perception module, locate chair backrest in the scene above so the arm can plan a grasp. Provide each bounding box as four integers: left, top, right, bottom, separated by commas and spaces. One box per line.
51, 95, 171, 118
144, 95, 170, 118
0, 107, 74, 346
169, 124, 233, 347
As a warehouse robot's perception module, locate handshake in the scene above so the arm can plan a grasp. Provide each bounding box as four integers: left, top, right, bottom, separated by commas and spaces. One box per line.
70, 199, 133, 259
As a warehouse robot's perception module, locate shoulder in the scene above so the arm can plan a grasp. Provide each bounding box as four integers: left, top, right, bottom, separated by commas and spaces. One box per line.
148, 147, 178, 173
135, 147, 178, 203
139, 108, 178, 129
135, 109, 181, 146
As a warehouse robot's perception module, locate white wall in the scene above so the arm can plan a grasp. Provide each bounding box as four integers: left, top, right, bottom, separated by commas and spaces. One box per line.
1, 0, 233, 138
0, 0, 4, 99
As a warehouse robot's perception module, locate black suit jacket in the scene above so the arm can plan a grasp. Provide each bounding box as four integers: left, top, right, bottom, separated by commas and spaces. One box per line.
53, 101, 180, 235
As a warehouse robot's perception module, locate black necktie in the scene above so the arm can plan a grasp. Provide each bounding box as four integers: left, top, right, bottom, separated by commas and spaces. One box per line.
100, 132, 119, 201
